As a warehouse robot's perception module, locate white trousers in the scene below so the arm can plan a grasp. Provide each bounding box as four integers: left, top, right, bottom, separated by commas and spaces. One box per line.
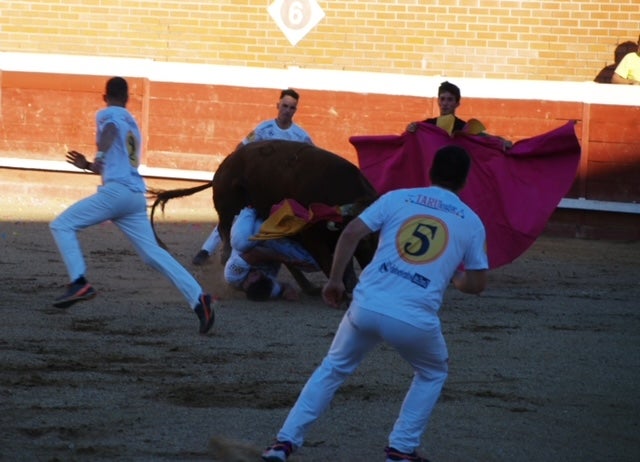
231, 207, 319, 270
201, 225, 222, 254
277, 304, 448, 454
50, 182, 203, 308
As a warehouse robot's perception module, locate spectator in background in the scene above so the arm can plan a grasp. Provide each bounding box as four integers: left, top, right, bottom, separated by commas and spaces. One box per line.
611, 35, 640, 85
594, 40, 639, 83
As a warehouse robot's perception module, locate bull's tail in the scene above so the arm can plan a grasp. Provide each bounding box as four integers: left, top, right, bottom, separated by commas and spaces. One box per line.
147, 181, 214, 249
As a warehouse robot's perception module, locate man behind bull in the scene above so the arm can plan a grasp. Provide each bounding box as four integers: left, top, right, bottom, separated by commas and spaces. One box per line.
192, 88, 314, 266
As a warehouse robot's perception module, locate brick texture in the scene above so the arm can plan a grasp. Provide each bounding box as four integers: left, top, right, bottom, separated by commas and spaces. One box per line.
2, 71, 639, 207
1, 0, 638, 82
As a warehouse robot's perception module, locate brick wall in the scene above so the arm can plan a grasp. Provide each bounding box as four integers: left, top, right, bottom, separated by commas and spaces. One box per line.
1, 1, 638, 82
3, 71, 639, 205
1, 70, 638, 238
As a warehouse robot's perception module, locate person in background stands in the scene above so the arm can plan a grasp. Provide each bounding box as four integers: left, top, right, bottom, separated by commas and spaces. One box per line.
192, 88, 314, 266
594, 40, 639, 83
50, 76, 216, 335
261, 145, 489, 462
611, 34, 640, 85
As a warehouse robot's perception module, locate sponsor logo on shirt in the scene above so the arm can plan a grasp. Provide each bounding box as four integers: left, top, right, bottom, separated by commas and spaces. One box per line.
407, 194, 465, 218
379, 261, 431, 288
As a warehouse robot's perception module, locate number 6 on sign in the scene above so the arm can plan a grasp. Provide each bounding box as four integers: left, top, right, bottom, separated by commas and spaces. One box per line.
281, 0, 311, 30
268, 0, 325, 46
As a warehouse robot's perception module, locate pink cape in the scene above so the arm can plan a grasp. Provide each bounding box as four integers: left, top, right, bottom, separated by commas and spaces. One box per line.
350, 121, 581, 268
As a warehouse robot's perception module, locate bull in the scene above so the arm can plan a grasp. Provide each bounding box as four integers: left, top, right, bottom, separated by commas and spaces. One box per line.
149, 140, 379, 295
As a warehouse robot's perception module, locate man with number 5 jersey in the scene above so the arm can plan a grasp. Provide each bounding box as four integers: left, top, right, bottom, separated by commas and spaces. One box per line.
262, 145, 489, 462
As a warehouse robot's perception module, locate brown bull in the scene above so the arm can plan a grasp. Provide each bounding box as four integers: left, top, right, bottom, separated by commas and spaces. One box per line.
149, 140, 379, 294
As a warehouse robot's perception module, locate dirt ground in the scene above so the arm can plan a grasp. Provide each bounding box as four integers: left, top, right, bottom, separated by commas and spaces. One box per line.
1, 205, 639, 462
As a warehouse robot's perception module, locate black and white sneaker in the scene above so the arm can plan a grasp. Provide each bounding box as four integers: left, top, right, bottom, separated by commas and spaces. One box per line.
194, 293, 215, 334
385, 446, 431, 462
53, 280, 97, 308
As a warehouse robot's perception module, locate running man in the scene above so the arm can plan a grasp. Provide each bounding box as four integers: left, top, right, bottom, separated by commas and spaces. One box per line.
50, 76, 216, 335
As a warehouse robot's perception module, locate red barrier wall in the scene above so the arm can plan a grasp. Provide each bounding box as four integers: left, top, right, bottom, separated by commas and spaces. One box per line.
1, 71, 639, 238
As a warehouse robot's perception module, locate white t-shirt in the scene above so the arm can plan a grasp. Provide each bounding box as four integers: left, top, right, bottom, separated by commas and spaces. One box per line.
223, 249, 280, 288
353, 186, 488, 330
242, 119, 313, 145
95, 106, 145, 193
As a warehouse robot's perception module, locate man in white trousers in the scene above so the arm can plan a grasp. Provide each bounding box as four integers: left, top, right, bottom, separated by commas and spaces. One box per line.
262, 145, 489, 461
223, 206, 319, 301
50, 77, 216, 335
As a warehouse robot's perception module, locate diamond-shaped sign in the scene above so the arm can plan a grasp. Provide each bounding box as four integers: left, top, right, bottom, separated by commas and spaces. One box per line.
268, 0, 325, 46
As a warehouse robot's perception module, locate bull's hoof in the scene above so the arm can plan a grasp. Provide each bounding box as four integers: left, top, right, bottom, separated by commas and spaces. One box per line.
192, 250, 210, 266
302, 286, 322, 297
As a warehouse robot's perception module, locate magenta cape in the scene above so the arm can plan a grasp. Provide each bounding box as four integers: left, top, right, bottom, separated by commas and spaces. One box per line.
350, 121, 581, 268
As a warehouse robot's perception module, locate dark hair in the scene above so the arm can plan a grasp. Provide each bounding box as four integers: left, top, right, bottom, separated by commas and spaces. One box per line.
614, 41, 639, 63
245, 275, 274, 301
105, 77, 129, 103
438, 81, 461, 102
429, 145, 471, 191
280, 88, 300, 101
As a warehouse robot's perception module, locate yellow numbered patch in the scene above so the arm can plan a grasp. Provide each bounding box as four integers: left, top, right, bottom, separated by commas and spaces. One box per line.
397, 215, 449, 264
126, 131, 140, 167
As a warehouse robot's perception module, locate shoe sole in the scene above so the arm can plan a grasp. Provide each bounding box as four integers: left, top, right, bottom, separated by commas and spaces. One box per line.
198, 296, 216, 334
53, 289, 97, 308
200, 312, 214, 334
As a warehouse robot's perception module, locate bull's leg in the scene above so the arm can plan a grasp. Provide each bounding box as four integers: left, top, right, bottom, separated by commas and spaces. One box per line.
342, 259, 358, 294
284, 264, 321, 296
215, 218, 233, 265
353, 232, 378, 272
285, 261, 355, 300
219, 241, 231, 265
213, 179, 249, 265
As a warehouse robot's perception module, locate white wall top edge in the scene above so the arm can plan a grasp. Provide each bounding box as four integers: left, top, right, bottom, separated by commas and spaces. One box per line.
1, 52, 639, 106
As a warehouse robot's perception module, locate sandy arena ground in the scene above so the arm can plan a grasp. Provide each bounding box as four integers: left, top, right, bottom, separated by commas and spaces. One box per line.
1, 201, 639, 462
